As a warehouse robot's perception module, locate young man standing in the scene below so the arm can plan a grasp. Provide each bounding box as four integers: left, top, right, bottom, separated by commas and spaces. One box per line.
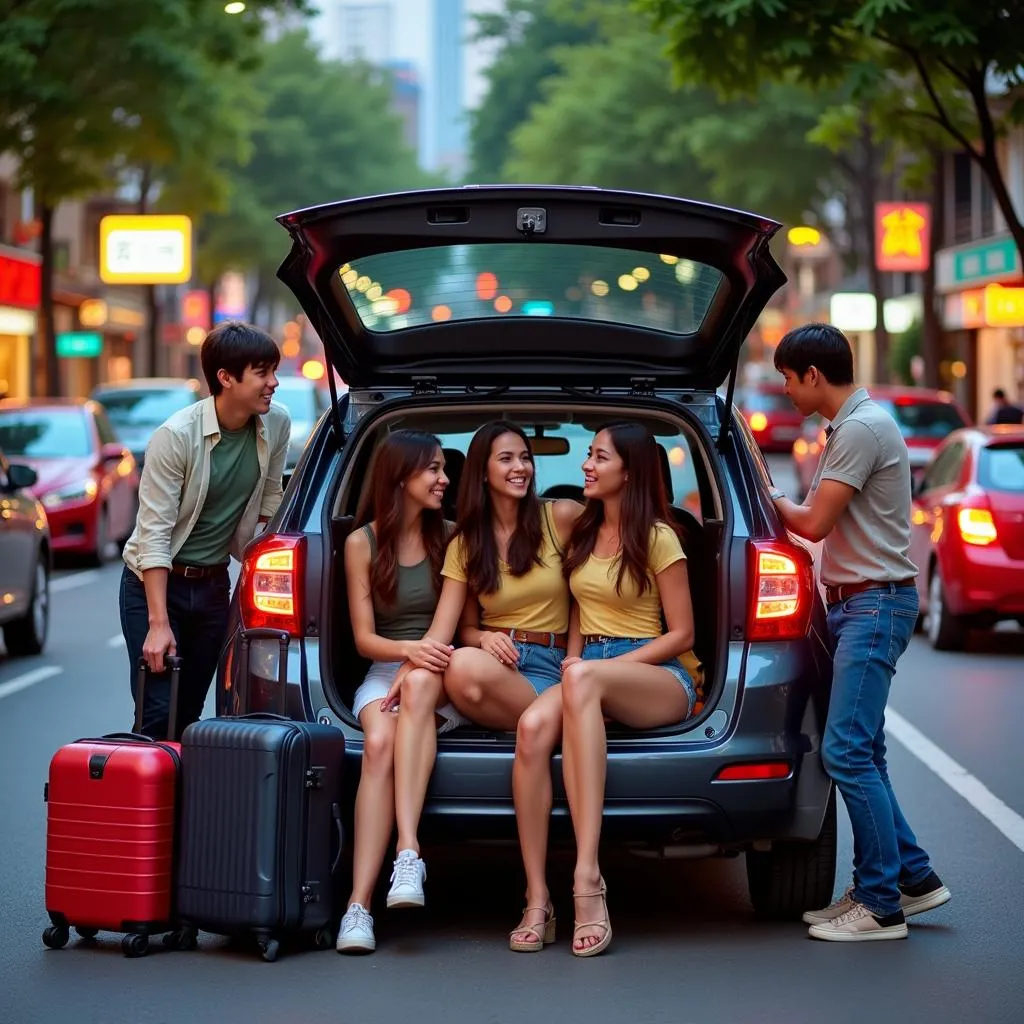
120, 321, 291, 740
770, 323, 951, 942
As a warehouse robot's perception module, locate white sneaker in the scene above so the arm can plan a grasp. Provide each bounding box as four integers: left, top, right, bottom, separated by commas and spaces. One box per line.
387, 849, 426, 908
336, 903, 375, 953
802, 886, 856, 925
807, 902, 908, 942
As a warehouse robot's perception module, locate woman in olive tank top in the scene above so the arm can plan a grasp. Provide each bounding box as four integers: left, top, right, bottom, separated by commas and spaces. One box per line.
337, 430, 465, 954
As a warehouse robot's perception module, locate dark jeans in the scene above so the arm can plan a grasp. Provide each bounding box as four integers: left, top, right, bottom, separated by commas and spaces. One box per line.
824, 585, 933, 916
119, 564, 231, 740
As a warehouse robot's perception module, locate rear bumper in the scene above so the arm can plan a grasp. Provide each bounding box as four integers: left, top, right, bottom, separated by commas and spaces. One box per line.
43, 500, 99, 553
945, 545, 1024, 616
221, 632, 835, 848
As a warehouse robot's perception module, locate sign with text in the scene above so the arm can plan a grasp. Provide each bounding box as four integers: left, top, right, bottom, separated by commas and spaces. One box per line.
56, 331, 102, 358
875, 203, 931, 272
99, 215, 192, 285
0, 250, 42, 310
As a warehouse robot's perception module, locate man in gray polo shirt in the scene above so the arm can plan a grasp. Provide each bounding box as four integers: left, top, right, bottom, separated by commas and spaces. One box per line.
769, 323, 951, 942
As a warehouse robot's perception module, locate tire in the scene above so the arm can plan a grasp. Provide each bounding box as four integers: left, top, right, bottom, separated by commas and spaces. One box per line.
746, 787, 837, 920
926, 566, 968, 651
42, 925, 69, 950
3, 555, 49, 656
121, 933, 149, 958
90, 507, 110, 567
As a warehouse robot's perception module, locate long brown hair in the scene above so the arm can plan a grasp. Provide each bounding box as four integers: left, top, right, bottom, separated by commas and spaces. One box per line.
355, 429, 447, 606
451, 421, 543, 595
563, 421, 681, 595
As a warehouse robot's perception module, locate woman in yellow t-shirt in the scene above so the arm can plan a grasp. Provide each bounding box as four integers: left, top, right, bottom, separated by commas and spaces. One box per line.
519, 421, 701, 958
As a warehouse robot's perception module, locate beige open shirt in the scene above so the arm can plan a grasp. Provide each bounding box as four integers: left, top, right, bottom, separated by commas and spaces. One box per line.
122, 396, 292, 578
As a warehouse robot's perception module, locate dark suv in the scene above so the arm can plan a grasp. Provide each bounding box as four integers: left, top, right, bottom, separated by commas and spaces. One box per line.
217, 187, 837, 919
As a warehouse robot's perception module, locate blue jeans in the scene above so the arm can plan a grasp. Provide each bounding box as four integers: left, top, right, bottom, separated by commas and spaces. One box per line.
513, 640, 565, 695
119, 564, 232, 740
581, 637, 697, 717
824, 585, 933, 916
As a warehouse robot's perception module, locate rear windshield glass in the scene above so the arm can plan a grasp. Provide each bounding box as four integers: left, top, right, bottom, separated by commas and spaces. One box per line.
0, 409, 90, 458
875, 399, 967, 440
338, 244, 724, 336
979, 445, 1024, 492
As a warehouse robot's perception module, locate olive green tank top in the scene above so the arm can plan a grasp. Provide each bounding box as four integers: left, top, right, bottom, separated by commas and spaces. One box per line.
363, 524, 437, 642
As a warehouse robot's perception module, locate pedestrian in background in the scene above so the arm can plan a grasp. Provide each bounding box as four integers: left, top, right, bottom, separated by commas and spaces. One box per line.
986, 388, 1024, 425
120, 321, 291, 740
770, 323, 951, 942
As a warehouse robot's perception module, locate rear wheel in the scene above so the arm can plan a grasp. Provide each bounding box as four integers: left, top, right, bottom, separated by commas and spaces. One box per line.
90, 507, 110, 567
746, 788, 837, 920
926, 566, 968, 651
3, 555, 49, 656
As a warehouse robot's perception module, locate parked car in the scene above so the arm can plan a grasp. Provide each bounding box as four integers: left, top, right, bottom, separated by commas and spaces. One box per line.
215, 186, 837, 920
0, 448, 50, 656
792, 385, 971, 500
271, 374, 334, 480
0, 398, 139, 565
90, 377, 202, 468
736, 383, 805, 453
909, 425, 1024, 649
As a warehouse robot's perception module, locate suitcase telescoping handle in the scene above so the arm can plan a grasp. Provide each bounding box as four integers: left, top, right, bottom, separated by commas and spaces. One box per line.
239, 628, 289, 716
133, 654, 183, 740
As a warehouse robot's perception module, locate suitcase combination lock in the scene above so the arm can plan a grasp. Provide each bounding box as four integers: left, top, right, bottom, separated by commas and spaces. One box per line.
304, 767, 325, 789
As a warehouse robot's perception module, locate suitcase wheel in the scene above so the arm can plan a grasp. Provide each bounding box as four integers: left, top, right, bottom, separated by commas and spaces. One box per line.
162, 926, 198, 952
75, 927, 99, 941
315, 928, 334, 951
42, 925, 70, 950
121, 934, 149, 958
257, 937, 280, 963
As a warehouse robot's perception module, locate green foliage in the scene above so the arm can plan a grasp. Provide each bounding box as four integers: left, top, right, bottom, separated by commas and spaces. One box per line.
890, 318, 922, 385
497, 10, 838, 226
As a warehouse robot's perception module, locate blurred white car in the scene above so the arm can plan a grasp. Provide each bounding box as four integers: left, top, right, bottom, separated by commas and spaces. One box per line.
273, 375, 335, 477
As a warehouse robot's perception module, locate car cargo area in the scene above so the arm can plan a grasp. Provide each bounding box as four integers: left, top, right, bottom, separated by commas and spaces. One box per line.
319, 400, 727, 741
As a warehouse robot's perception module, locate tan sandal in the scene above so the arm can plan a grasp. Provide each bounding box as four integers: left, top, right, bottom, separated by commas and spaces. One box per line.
572, 878, 612, 958
509, 903, 556, 952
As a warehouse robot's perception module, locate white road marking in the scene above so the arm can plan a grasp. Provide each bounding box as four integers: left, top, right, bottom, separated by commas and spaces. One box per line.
50, 571, 100, 593
0, 665, 63, 701
887, 708, 1024, 854
107, 634, 126, 648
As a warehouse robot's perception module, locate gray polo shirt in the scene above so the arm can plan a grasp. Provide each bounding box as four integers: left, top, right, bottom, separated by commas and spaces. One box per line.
811, 388, 918, 586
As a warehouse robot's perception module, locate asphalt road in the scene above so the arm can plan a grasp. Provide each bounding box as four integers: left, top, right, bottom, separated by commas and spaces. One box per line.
2, 457, 1022, 1024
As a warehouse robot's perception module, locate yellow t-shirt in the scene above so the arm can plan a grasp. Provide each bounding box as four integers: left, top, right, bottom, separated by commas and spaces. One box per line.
441, 502, 569, 633
569, 522, 702, 683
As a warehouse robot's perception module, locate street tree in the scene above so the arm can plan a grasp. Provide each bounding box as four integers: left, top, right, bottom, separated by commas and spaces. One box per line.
0, 0, 308, 395
636, 0, 1024, 266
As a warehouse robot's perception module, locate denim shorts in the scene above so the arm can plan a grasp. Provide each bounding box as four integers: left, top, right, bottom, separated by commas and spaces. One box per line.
513, 640, 565, 696
581, 637, 697, 717
352, 661, 468, 734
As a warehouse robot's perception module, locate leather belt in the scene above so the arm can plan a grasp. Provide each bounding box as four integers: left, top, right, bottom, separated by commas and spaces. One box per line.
824, 578, 915, 606
506, 629, 567, 650
170, 561, 228, 580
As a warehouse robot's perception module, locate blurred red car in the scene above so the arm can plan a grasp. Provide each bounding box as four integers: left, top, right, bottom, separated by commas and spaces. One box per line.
0, 398, 139, 564
909, 425, 1024, 649
791, 386, 971, 500
736, 384, 805, 453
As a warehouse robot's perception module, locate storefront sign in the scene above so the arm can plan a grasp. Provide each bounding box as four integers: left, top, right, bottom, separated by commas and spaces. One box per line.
0, 250, 42, 309
875, 203, 931, 272
56, 331, 103, 358
830, 292, 878, 332
99, 215, 192, 284
984, 284, 1024, 327
936, 235, 1022, 293
181, 289, 211, 329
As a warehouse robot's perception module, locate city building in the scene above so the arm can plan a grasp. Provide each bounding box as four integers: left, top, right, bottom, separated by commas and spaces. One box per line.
384, 60, 423, 155
432, 0, 466, 178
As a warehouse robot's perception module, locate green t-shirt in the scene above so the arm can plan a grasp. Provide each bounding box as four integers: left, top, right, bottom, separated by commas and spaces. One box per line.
176, 419, 260, 566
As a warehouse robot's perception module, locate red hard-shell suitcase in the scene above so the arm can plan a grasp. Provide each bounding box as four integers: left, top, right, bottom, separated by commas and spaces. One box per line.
42, 656, 195, 957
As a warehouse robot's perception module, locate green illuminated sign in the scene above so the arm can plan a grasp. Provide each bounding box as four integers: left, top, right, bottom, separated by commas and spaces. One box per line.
56, 331, 102, 358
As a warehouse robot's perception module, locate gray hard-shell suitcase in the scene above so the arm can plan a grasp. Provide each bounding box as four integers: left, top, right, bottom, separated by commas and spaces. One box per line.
175, 630, 345, 962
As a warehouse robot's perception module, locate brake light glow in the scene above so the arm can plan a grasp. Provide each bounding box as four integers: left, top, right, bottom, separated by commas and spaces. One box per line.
240, 534, 306, 635
749, 412, 768, 432
957, 507, 997, 546
748, 540, 814, 641
714, 762, 792, 782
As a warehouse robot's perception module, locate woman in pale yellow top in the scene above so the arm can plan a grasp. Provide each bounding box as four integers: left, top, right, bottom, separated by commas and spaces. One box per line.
514, 421, 701, 959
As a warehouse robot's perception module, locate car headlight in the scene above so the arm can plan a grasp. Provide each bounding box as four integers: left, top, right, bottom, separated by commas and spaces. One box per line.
41, 479, 98, 508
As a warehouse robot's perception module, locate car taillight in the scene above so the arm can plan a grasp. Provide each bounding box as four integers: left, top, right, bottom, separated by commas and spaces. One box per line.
239, 533, 306, 636
957, 504, 998, 546
747, 540, 814, 641
749, 412, 768, 432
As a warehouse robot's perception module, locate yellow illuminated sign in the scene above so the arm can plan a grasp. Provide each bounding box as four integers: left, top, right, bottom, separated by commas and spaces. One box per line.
983, 284, 1024, 327
99, 215, 192, 285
